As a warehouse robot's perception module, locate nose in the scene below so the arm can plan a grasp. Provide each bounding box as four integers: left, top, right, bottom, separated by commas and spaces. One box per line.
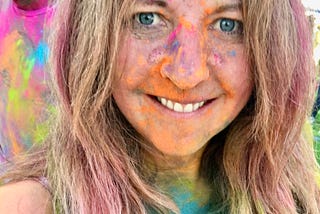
160, 26, 209, 90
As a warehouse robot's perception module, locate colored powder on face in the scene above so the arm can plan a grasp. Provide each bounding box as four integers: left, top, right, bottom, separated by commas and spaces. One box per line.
168, 24, 182, 44
213, 52, 222, 66
220, 80, 235, 98
169, 40, 180, 53
227, 50, 236, 57
148, 47, 166, 63
179, 17, 194, 31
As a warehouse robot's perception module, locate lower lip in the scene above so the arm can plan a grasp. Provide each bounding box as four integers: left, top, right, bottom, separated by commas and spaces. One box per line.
146, 95, 216, 119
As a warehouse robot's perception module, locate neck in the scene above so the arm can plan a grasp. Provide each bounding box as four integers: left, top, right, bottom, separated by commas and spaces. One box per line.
158, 174, 213, 213
143, 148, 213, 213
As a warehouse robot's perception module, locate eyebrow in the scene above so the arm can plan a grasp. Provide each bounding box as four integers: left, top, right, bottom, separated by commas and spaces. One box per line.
138, 0, 168, 8
136, 0, 242, 13
215, 2, 242, 13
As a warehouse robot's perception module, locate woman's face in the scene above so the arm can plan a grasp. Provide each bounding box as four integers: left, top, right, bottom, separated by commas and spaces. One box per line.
113, 0, 253, 156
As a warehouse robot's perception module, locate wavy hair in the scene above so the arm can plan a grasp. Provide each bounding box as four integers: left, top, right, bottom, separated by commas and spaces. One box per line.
1, 0, 320, 213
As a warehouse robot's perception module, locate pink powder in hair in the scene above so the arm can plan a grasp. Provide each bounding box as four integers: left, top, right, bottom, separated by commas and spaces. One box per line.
290, 0, 311, 51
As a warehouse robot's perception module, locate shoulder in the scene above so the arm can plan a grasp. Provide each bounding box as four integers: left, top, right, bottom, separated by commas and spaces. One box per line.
0, 180, 52, 214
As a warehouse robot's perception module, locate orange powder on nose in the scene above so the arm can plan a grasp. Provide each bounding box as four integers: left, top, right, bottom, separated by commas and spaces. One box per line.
157, 56, 173, 78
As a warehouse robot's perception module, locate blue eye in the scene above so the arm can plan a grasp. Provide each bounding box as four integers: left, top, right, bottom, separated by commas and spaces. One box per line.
220, 18, 236, 32
137, 12, 161, 26
132, 12, 169, 39
139, 13, 154, 25
211, 18, 243, 35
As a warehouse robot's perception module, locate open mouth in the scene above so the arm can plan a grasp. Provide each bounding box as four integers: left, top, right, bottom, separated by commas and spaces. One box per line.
151, 96, 213, 113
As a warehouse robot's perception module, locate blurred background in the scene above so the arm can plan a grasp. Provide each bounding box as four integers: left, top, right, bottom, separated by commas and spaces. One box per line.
302, 0, 320, 163
0, 0, 53, 163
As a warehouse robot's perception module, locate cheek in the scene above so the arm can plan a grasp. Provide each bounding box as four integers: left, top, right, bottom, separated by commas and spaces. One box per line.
117, 37, 168, 89
209, 45, 252, 97
226, 51, 251, 91
117, 50, 145, 88
147, 46, 167, 64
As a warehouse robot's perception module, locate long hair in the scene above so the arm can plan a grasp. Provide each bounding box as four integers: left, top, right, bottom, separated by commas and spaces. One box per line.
1, 0, 319, 213
201, 0, 320, 213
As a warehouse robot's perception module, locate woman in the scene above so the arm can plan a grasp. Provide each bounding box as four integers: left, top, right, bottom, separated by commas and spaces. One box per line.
0, 0, 319, 213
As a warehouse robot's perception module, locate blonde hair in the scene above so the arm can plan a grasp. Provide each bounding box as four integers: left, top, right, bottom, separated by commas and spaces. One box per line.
2, 0, 320, 213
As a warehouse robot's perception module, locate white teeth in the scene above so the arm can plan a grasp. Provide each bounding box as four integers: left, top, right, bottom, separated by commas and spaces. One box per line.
174, 103, 183, 112
161, 98, 167, 106
156, 97, 207, 113
193, 103, 200, 111
184, 104, 193, 113
167, 100, 174, 110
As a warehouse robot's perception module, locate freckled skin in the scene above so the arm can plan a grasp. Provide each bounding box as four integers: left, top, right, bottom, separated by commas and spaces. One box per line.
113, 0, 252, 158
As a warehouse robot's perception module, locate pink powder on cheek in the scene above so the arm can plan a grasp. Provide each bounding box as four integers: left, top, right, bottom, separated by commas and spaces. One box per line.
212, 50, 222, 66
168, 24, 182, 44
148, 46, 166, 63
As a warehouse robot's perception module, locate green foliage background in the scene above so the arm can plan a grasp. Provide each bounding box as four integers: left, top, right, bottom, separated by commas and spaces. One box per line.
313, 21, 320, 164
313, 112, 320, 164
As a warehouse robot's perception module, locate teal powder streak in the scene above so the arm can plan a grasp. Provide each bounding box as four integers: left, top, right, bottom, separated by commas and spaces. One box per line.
169, 186, 213, 214
33, 41, 49, 66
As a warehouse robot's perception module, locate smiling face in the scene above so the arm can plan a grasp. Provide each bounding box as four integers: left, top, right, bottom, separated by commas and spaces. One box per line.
113, 0, 253, 157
